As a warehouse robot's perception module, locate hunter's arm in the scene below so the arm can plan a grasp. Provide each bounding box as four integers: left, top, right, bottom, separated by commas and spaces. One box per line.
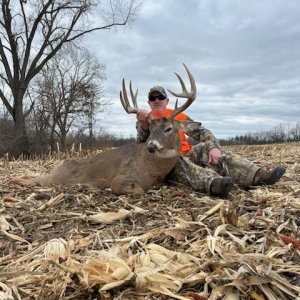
136, 121, 150, 143
184, 118, 221, 150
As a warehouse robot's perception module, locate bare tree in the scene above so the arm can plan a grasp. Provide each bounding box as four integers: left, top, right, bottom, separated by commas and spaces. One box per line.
289, 122, 300, 141
0, 0, 139, 155
33, 45, 107, 151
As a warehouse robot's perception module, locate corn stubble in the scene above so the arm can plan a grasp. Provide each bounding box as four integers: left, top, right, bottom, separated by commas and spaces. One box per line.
0, 143, 300, 299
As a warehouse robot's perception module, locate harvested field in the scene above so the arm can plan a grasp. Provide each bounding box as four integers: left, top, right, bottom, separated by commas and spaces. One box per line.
0, 143, 300, 300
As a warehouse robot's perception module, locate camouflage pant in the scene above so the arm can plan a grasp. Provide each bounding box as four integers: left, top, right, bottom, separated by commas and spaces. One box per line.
167, 142, 260, 193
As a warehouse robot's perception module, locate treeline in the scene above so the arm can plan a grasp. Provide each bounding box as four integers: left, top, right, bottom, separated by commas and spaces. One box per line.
220, 122, 300, 145
2, 115, 299, 156
0, 116, 135, 157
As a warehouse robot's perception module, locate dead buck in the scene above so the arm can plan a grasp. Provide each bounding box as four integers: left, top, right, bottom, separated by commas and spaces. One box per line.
11, 64, 197, 195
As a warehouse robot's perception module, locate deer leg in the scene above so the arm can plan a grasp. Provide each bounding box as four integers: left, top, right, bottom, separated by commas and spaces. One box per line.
9, 175, 39, 186
111, 176, 144, 195
84, 179, 109, 189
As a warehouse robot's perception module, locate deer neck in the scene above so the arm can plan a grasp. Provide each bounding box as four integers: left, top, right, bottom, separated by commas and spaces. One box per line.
141, 143, 180, 177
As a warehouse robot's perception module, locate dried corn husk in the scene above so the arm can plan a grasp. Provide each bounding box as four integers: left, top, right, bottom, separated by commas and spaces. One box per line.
0, 283, 14, 300
81, 250, 133, 290
44, 238, 68, 260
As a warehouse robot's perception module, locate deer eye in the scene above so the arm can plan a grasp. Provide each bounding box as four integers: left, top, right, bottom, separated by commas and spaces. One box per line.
165, 127, 173, 133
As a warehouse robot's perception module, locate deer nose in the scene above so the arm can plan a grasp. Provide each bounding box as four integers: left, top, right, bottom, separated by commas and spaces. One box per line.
147, 143, 157, 153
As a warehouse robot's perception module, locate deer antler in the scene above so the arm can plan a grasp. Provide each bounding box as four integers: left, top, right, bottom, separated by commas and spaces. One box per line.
166, 63, 197, 120
120, 79, 139, 114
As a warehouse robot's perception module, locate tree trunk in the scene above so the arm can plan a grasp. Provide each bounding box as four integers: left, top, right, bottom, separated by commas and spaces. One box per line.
88, 121, 93, 148
12, 99, 30, 156
60, 129, 67, 152
49, 121, 56, 152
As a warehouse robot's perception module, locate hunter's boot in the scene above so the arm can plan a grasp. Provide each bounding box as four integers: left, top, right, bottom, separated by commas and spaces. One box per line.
252, 167, 286, 186
210, 176, 233, 198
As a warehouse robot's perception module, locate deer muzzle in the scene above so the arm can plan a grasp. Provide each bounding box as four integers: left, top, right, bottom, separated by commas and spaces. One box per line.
147, 143, 158, 153
147, 140, 163, 154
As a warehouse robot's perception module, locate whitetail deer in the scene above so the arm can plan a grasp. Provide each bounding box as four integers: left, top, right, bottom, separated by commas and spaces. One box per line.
11, 64, 197, 195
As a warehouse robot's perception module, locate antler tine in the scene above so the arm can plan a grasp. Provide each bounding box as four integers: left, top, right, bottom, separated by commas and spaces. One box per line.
129, 81, 138, 110
120, 79, 138, 114
120, 81, 127, 112
169, 72, 187, 97
166, 63, 197, 120
174, 98, 179, 109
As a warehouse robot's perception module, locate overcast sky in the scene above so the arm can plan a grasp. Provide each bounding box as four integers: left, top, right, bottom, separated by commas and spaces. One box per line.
85, 0, 300, 139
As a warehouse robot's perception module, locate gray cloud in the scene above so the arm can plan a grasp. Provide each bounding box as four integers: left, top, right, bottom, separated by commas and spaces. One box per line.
86, 0, 300, 139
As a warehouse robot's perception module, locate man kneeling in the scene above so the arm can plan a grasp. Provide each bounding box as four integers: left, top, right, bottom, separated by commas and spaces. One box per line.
136, 86, 285, 198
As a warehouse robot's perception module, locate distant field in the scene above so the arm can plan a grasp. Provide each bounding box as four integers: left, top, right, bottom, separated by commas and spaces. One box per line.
0, 143, 299, 299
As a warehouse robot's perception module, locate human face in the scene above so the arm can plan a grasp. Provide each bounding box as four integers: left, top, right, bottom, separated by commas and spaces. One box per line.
148, 92, 169, 113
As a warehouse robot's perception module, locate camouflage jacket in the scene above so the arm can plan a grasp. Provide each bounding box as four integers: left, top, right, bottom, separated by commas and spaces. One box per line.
136, 115, 221, 152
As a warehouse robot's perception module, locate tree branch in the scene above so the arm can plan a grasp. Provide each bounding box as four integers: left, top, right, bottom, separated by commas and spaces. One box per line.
2, 0, 21, 87
0, 88, 13, 115
0, 38, 13, 86
21, 0, 54, 81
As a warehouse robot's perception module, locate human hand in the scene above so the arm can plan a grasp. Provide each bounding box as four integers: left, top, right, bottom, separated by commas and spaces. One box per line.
137, 109, 150, 130
208, 147, 222, 165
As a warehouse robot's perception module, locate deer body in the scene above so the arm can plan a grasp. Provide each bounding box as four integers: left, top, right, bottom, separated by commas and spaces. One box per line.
34, 137, 181, 195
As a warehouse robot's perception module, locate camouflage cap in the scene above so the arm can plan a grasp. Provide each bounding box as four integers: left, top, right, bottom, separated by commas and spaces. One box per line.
148, 86, 167, 97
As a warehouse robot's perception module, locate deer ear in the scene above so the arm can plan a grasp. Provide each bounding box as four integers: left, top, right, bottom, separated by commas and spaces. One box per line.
175, 120, 202, 134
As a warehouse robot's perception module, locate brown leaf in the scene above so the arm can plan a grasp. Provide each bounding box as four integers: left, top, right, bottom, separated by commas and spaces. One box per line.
164, 229, 188, 241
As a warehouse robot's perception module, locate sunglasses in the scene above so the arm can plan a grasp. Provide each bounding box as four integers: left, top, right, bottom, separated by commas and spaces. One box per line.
148, 94, 166, 102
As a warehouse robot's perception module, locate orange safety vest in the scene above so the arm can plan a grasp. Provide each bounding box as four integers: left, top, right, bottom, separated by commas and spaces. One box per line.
151, 109, 191, 155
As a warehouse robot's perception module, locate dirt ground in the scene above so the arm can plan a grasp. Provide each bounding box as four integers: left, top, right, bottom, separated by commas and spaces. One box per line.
0, 143, 299, 300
